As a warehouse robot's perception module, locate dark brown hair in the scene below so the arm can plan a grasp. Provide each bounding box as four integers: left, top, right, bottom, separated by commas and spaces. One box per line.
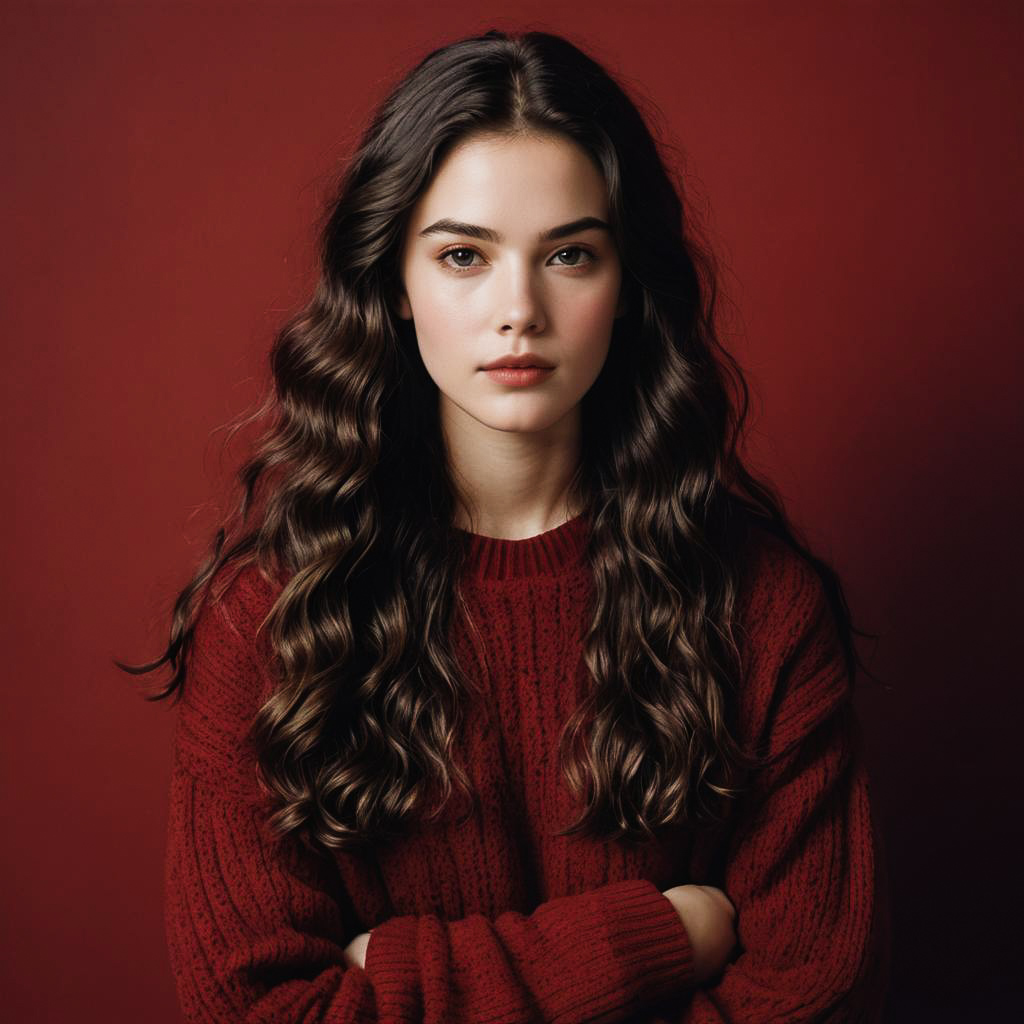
119, 28, 874, 854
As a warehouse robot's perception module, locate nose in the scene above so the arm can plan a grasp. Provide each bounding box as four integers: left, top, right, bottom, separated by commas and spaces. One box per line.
497, 261, 546, 336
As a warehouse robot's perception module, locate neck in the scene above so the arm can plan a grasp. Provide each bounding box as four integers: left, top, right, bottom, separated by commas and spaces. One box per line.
441, 394, 583, 541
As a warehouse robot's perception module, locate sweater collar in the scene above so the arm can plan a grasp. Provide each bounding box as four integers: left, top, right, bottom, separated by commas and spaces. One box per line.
456, 511, 590, 581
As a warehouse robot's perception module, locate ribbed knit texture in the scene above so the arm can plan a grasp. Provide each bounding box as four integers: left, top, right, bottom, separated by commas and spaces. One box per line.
164, 513, 890, 1023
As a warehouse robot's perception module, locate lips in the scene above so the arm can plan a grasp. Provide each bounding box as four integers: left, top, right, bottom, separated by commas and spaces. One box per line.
480, 354, 555, 370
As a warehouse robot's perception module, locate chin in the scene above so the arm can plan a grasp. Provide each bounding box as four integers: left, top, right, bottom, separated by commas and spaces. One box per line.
500, 409, 579, 434
462, 405, 558, 433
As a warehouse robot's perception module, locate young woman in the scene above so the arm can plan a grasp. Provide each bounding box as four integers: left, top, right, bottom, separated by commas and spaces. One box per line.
124, 28, 890, 1023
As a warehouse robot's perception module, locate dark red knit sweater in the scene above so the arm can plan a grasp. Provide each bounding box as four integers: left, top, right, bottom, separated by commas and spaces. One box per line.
165, 513, 890, 1022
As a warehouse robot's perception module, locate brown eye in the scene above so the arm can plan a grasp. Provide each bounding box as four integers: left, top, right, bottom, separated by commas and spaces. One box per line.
550, 246, 596, 268
437, 247, 483, 272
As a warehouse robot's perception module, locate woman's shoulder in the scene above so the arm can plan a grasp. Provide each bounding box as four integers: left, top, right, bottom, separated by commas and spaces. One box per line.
728, 515, 852, 757
194, 559, 287, 660
173, 559, 290, 792
733, 516, 829, 631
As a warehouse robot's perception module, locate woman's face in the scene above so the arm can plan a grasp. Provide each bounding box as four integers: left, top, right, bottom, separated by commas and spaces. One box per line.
396, 131, 625, 438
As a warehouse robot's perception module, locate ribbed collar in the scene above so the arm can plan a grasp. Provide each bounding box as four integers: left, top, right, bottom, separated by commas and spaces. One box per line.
456, 511, 590, 581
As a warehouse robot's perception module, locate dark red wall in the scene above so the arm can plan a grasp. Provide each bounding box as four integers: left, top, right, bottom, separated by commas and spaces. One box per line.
2, 3, 1019, 1020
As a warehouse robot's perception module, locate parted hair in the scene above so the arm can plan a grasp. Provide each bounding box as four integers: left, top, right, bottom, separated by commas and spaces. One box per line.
120, 28, 869, 855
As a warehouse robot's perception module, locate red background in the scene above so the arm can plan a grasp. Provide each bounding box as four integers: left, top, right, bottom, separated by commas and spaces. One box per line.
2, 2, 1020, 1020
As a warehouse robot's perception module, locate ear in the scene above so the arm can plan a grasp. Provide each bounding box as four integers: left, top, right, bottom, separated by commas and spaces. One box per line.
615, 284, 628, 319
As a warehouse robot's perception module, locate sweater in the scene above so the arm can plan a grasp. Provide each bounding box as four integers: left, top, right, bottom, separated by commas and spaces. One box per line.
164, 512, 891, 1023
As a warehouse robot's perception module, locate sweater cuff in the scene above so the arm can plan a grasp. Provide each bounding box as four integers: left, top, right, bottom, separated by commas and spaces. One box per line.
601, 878, 696, 1002
363, 917, 422, 1018
362, 880, 696, 1019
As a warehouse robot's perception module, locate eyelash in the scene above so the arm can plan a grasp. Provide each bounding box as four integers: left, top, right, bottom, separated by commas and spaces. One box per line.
435, 245, 598, 274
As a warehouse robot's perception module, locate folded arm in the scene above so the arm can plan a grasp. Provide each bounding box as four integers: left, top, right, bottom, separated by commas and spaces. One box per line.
167, 760, 699, 1023
164, 568, 699, 1023
640, 564, 892, 1022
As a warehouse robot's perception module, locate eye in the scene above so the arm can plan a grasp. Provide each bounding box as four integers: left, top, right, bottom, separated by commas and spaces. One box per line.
549, 245, 597, 269
435, 244, 599, 274
436, 246, 484, 272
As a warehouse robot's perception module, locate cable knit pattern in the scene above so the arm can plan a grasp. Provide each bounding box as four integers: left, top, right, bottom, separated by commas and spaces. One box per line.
164, 514, 890, 1022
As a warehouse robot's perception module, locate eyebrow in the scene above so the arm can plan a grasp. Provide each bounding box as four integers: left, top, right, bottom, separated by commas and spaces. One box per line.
417, 216, 611, 244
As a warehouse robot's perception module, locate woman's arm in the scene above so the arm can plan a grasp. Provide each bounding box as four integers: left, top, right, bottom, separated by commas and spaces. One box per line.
638, 559, 891, 1022
167, 759, 698, 1023
339, 885, 734, 992
165, 567, 699, 1024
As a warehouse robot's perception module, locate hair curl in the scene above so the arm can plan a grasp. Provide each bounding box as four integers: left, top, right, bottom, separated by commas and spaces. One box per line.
119, 28, 876, 855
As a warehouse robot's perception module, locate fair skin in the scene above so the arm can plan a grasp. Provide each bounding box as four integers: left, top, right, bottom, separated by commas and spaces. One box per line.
343, 131, 738, 980
394, 129, 624, 539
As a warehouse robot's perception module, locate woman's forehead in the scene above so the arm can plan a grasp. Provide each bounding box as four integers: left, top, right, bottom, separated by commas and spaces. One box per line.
408, 133, 609, 236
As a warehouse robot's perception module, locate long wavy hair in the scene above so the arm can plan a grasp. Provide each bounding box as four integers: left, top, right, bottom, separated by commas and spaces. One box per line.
120, 28, 875, 855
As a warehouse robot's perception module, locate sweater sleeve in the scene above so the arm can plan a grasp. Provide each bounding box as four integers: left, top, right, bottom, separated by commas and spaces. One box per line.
164, 567, 696, 1024
641, 560, 891, 1023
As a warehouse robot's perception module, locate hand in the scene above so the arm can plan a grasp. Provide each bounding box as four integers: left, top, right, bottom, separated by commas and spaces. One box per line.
342, 929, 373, 969
661, 884, 738, 984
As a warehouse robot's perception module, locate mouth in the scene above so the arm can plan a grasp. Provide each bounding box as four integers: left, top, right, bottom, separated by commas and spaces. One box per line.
479, 356, 556, 371
480, 364, 555, 386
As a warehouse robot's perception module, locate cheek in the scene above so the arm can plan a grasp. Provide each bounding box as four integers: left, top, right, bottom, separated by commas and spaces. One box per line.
564, 289, 619, 358
405, 285, 469, 362
412, 315, 480, 392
